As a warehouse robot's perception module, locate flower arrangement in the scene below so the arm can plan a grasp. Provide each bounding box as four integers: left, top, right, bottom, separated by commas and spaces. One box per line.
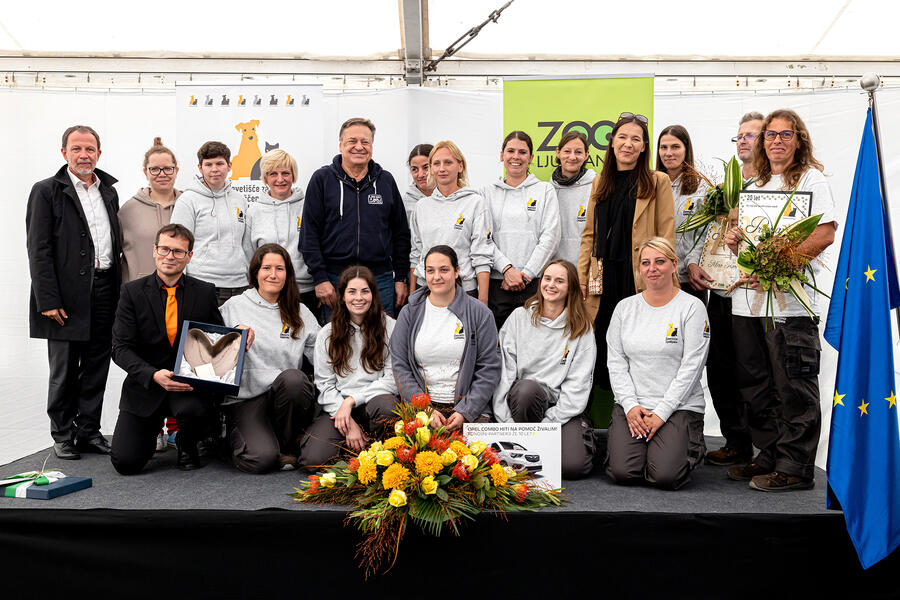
727, 193, 828, 320
290, 392, 564, 577
677, 156, 750, 246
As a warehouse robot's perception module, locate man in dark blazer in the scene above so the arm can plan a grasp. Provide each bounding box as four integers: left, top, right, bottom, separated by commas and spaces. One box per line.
26, 125, 122, 460
110, 224, 228, 473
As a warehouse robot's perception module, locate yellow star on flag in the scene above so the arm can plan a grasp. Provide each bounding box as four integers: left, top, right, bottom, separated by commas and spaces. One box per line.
864, 265, 877, 282
886, 391, 897, 409
858, 399, 869, 416
833, 390, 845, 407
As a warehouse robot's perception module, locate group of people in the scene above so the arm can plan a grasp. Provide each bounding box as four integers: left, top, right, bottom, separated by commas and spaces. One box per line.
25, 108, 835, 491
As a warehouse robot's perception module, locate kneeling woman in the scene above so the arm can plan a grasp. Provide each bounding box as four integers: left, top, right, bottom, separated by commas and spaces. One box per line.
392, 245, 501, 430
220, 244, 319, 473
605, 237, 709, 489
299, 266, 399, 465
493, 259, 596, 479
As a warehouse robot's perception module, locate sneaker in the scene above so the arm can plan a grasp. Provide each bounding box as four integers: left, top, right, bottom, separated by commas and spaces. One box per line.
167, 431, 177, 448
706, 446, 752, 466
155, 433, 167, 453
726, 461, 770, 481
749, 471, 814, 492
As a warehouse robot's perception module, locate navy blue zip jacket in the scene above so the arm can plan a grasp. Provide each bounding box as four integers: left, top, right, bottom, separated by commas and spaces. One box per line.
300, 154, 410, 284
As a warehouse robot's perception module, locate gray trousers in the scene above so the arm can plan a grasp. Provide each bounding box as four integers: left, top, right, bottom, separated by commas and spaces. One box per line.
507, 379, 595, 480
298, 394, 399, 467
228, 369, 315, 474
605, 403, 705, 490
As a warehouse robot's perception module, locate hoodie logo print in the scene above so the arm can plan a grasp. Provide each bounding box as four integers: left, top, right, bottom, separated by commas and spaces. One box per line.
454, 213, 466, 230
577, 205, 586, 223
526, 197, 537, 212
367, 194, 383, 205
666, 323, 679, 344
297, 216, 302, 231
280, 323, 291, 339
560, 344, 569, 365
235, 207, 245, 223
453, 321, 465, 340
703, 320, 710, 338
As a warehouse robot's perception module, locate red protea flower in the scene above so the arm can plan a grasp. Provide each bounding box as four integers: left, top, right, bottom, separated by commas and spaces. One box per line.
403, 420, 418, 436
481, 448, 500, 466
452, 462, 471, 481
396, 445, 417, 464
450, 430, 464, 442
429, 436, 450, 454
307, 474, 320, 494
410, 392, 431, 409
347, 457, 360, 472
514, 483, 528, 503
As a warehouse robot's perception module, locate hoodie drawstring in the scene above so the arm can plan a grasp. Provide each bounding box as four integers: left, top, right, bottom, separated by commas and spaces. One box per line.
339, 180, 344, 219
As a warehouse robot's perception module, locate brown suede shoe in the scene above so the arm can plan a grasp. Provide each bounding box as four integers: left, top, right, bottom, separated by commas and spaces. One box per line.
706, 446, 753, 466
726, 461, 770, 481
749, 471, 814, 492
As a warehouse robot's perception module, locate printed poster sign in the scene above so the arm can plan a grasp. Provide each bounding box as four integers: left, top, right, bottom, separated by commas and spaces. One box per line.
175, 83, 324, 204
463, 422, 561, 490
503, 76, 654, 181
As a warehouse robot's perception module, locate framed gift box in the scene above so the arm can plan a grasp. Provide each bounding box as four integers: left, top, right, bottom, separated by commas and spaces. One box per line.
172, 321, 247, 396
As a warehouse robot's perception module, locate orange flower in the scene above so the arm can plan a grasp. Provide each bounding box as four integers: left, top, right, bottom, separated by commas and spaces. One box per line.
347, 457, 360, 472
452, 462, 470, 481
429, 436, 450, 454
382, 463, 411, 490
396, 445, 417, 464
383, 436, 405, 450
489, 463, 508, 487
514, 483, 528, 503
481, 448, 500, 466
414, 451, 444, 477
357, 459, 377, 485
403, 421, 418, 436
449, 440, 470, 457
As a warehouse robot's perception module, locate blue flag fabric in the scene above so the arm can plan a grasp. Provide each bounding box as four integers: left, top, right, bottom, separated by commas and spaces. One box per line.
824, 108, 900, 569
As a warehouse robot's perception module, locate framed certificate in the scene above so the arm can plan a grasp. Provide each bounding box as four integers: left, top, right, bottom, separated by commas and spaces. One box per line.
697, 217, 739, 290
737, 189, 813, 247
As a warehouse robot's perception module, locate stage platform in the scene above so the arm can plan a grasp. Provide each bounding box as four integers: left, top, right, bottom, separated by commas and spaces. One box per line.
0, 438, 895, 598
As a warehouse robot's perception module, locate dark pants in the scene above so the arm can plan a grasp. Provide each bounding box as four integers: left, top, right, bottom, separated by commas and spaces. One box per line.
46, 271, 115, 443
228, 369, 315, 474
506, 380, 595, 480
320, 271, 396, 323
111, 392, 213, 475
488, 278, 539, 331
298, 394, 399, 467
732, 316, 821, 479
214, 285, 250, 307
706, 295, 750, 453
605, 403, 706, 490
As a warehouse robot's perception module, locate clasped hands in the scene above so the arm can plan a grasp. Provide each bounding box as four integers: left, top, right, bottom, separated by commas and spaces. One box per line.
626, 406, 665, 442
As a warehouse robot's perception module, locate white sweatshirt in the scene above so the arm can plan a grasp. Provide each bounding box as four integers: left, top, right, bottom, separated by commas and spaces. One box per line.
671, 175, 710, 283
170, 176, 249, 288
314, 317, 398, 416
606, 290, 709, 423
481, 174, 561, 280
551, 169, 596, 266
244, 188, 314, 292
409, 186, 493, 291
402, 184, 428, 223
493, 306, 596, 424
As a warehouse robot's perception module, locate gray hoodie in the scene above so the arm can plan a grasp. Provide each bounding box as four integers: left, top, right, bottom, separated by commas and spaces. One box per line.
219, 288, 320, 402
391, 285, 501, 422
493, 306, 596, 424
314, 318, 398, 416
245, 188, 313, 292
551, 169, 596, 266
402, 184, 428, 223
170, 176, 249, 288
481, 173, 560, 280
409, 186, 493, 291
118, 187, 182, 283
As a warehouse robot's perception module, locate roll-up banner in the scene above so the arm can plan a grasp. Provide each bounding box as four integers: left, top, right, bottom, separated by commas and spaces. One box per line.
175, 82, 324, 203
502, 75, 654, 182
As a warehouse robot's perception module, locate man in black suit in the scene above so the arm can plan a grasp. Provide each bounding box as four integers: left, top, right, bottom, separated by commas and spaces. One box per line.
110, 224, 228, 473
26, 125, 122, 460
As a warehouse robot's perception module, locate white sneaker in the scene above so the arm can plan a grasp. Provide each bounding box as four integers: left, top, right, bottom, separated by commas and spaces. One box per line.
155, 432, 167, 453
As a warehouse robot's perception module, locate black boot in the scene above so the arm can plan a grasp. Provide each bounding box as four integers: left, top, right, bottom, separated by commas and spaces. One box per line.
176, 432, 202, 471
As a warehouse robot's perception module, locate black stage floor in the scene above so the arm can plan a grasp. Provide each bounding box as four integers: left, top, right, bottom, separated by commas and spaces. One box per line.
0, 438, 896, 598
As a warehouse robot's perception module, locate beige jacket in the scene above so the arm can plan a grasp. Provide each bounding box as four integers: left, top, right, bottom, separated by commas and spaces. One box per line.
577, 171, 675, 319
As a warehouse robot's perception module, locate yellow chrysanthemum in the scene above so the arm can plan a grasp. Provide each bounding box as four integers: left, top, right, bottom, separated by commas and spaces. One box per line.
415, 451, 444, 477
357, 459, 377, 485
449, 440, 470, 457
490, 463, 508, 487
383, 436, 405, 450
382, 463, 411, 490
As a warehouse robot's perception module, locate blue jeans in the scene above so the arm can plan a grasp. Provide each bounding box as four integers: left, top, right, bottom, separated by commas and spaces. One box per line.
319, 271, 396, 322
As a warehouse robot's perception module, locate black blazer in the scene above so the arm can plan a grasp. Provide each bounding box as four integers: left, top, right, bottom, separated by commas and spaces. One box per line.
111, 273, 223, 417
26, 164, 122, 341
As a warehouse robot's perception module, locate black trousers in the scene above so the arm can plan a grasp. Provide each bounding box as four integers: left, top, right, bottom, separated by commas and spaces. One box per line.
732, 315, 821, 479
488, 278, 539, 331
110, 392, 214, 475
706, 295, 751, 453
46, 271, 115, 443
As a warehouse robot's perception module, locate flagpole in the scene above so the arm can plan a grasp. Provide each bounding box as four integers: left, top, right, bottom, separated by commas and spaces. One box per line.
860, 72, 900, 329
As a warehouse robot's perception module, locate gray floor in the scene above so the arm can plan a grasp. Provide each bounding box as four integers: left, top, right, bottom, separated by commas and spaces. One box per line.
0, 437, 828, 514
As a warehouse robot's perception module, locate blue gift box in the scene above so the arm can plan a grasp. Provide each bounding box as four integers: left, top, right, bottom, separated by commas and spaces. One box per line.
1, 475, 92, 499
172, 321, 247, 396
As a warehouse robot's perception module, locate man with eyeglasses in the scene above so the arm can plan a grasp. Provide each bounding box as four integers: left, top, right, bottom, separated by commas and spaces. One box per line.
732, 112, 764, 180
26, 125, 122, 460
109, 224, 228, 473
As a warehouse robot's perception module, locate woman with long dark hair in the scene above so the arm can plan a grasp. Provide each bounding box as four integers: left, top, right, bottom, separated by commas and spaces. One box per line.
219, 243, 319, 473
493, 259, 596, 479
551, 131, 596, 266
577, 113, 675, 394
392, 245, 501, 431
299, 266, 399, 464
403, 143, 434, 221
483, 131, 561, 330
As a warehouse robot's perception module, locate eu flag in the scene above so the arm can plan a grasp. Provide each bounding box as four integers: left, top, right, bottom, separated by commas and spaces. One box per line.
824, 108, 900, 569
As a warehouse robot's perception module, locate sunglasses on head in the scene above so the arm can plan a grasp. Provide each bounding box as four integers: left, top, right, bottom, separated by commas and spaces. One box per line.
619, 112, 649, 124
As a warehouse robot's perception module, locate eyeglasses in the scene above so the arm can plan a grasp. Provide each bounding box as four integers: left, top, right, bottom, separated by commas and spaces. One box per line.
763, 130, 796, 142
147, 166, 176, 176
731, 134, 758, 142
155, 245, 188, 259
619, 112, 649, 124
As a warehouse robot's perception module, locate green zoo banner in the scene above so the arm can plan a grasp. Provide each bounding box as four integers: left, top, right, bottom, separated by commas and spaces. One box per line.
502, 76, 654, 182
